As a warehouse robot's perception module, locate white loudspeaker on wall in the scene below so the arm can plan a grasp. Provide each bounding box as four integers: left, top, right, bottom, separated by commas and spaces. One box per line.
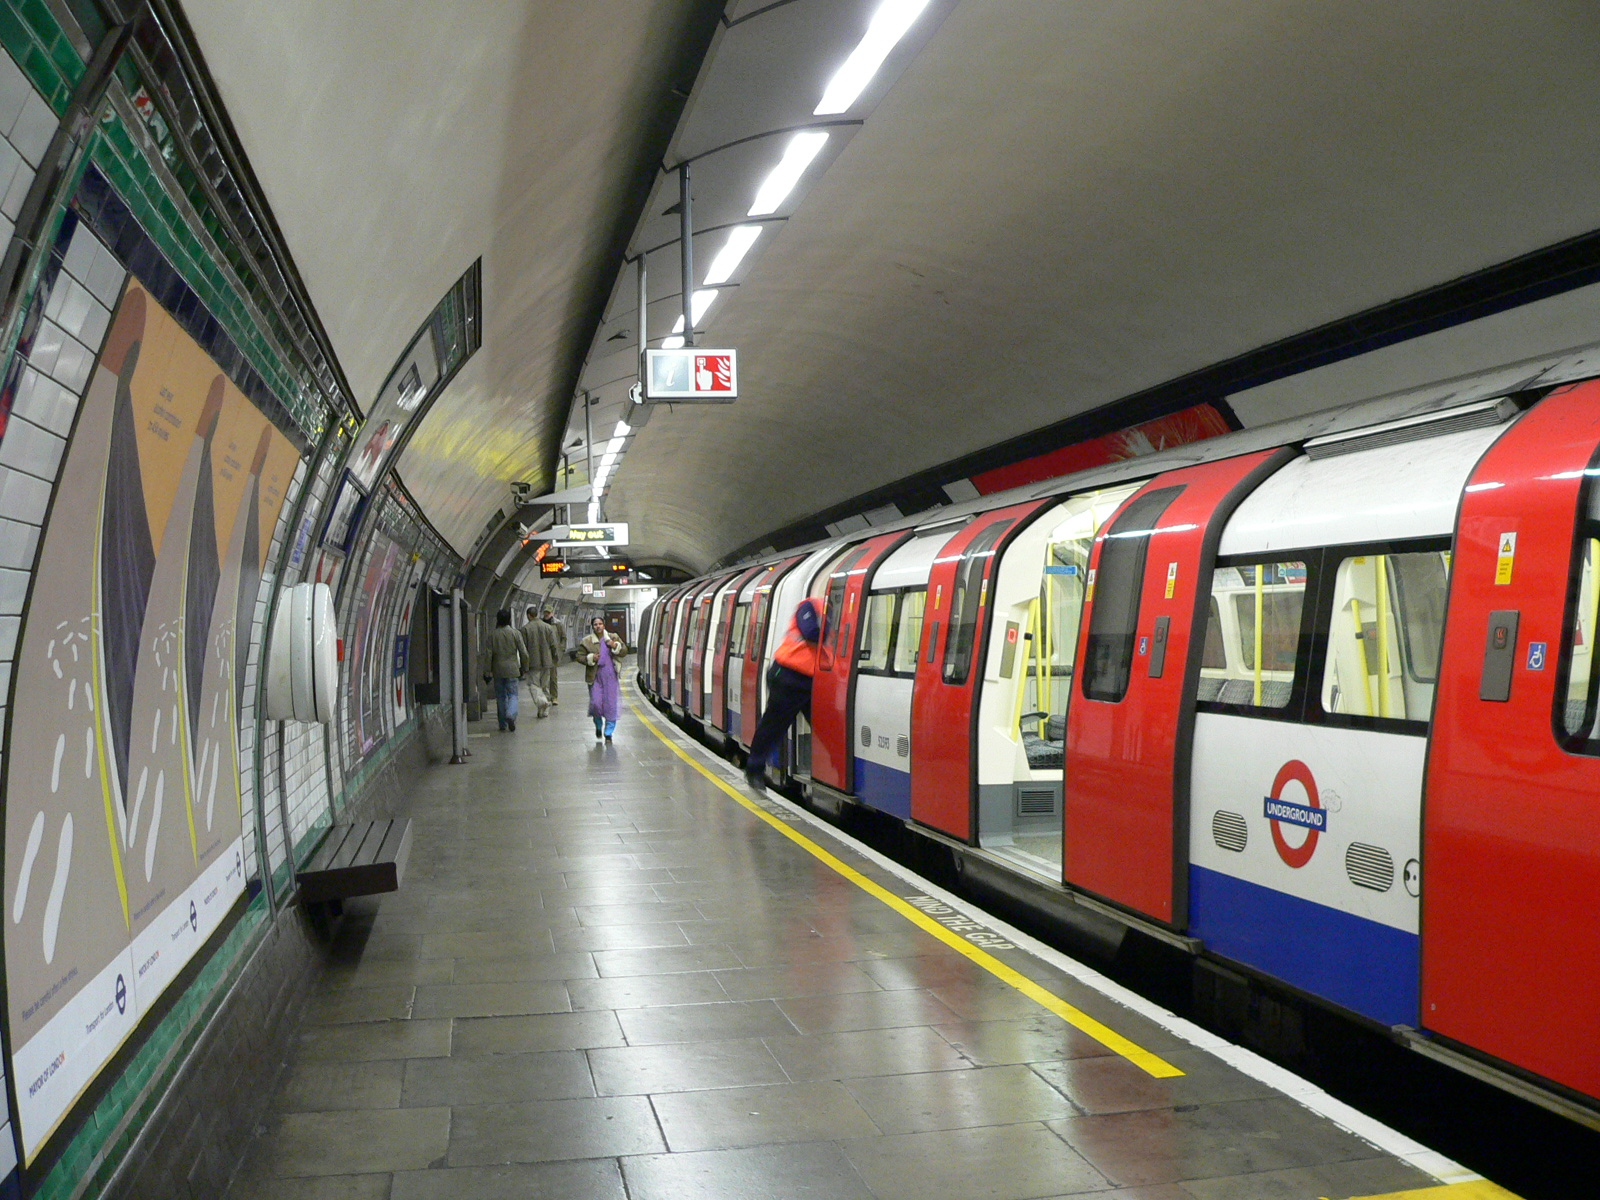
264, 581, 339, 724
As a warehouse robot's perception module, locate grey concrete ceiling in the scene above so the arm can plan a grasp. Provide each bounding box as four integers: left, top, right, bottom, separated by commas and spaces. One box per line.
179, 0, 718, 552
184, 1, 1600, 571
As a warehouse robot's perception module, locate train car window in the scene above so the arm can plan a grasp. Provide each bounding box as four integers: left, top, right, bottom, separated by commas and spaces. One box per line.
1319, 548, 1450, 726
891, 589, 927, 675
822, 546, 873, 648
1082, 487, 1183, 702
1201, 597, 1226, 669
860, 592, 897, 672
729, 602, 751, 657
1558, 537, 1600, 744
943, 522, 1008, 685
1198, 561, 1307, 709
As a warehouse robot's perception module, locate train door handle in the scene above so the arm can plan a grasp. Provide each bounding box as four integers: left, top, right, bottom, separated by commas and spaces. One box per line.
1480, 609, 1519, 702
1147, 615, 1170, 678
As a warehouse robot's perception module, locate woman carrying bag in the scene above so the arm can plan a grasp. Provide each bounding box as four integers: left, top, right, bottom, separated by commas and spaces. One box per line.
581, 617, 627, 742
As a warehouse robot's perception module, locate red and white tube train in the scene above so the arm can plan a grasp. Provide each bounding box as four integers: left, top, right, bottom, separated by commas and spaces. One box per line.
638, 369, 1600, 1125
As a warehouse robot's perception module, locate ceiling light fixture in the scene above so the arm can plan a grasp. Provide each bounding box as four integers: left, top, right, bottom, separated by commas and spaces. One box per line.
704, 225, 762, 285
748, 131, 829, 215
814, 0, 931, 115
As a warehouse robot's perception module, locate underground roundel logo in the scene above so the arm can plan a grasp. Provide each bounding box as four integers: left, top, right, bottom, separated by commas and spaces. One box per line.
1263, 759, 1325, 868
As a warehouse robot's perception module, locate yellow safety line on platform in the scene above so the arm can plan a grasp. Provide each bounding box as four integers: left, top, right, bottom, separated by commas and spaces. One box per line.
629, 699, 1183, 1079
1333, 1182, 1522, 1200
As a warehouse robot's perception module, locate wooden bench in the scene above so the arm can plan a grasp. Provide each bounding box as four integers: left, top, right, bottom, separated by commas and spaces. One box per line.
296, 818, 414, 906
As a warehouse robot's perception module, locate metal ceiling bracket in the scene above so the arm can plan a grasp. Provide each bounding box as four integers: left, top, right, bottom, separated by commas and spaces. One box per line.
679, 162, 694, 347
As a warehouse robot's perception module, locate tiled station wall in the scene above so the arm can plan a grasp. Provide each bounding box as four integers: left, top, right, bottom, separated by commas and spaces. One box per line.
0, 11, 467, 1200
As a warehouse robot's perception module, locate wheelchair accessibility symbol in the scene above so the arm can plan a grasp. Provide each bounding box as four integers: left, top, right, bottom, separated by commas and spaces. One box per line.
1527, 641, 1547, 671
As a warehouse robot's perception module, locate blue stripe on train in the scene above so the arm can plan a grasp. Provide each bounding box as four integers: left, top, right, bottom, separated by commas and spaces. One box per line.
1188, 865, 1418, 1028
853, 758, 912, 819
725, 707, 739, 735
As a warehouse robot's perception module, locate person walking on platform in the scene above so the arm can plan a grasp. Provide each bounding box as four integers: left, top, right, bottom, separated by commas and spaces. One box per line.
486, 609, 530, 732
745, 597, 821, 790
581, 616, 626, 742
541, 607, 564, 704
521, 604, 555, 717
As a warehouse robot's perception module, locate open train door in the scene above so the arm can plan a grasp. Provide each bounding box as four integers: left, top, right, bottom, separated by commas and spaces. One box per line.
738, 555, 807, 746
911, 501, 1049, 840
1063, 450, 1288, 927
1422, 382, 1600, 1104
811, 531, 911, 794
710, 565, 765, 732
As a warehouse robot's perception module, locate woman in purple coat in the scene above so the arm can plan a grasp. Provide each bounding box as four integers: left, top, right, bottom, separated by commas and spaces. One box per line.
581, 617, 627, 742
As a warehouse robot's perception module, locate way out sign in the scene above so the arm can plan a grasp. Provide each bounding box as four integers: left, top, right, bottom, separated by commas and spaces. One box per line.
644, 348, 738, 402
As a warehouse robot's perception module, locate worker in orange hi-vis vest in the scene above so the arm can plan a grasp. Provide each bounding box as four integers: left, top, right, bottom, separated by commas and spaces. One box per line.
745, 597, 822, 790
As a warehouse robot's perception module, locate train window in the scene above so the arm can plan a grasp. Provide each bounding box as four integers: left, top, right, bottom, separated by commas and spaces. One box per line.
822, 545, 873, 648
860, 592, 896, 672
729, 602, 751, 657
1201, 598, 1226, 669
1198, 561, 1307, 708
1558, 538, 1600, 744
1319, 548, 1450, 726
944, 521, 1009, 685
892, 589, 926, 675
1082, 487, 1183, 702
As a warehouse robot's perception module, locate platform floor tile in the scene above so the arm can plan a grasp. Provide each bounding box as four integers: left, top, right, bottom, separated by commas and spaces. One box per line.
224, 667, 1452, 1200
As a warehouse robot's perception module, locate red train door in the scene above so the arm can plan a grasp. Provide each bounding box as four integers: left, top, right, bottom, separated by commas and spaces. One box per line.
686, 578, 723, 718
711, 566, 764, 732
1063, 450, 1287, 927
812, 531, 911, 793
1422, 383, 1600, 1101
652, 589, 684, 694
910, 501, 1048, 839
681, 581, 717, 711
739, 555, 806, 745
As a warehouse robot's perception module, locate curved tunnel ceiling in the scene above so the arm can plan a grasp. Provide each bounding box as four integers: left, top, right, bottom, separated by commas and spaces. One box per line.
183, 1, 1600, 572
178, 0, 721, 553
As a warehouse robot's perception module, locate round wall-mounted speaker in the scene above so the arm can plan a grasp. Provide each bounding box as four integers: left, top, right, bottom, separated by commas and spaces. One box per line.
289, 582, 316, 721
310, 582, 338, 724
264, 598, 295, 721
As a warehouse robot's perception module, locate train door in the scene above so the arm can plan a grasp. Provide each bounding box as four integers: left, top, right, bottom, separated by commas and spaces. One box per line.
679, 580, 717, 710
1423, 382, 1600, 1101
710, 566, 763, 732
667, 590, 695, 709
910, 501, 1048, 840
648, 590, 676, 695
738, 555, 806, 747
782, 542, 862, 780
686, 577, 724, 718
727, 567, 773, 737
1185, 419, 1510, 1027
811, 532, 910, 796
1064, 451, 1286, 927
850, 529, 951, 817
972, 485, 1140, 879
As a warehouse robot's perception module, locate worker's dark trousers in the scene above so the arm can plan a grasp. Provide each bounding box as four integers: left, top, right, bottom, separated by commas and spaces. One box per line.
747, 664, 812, 769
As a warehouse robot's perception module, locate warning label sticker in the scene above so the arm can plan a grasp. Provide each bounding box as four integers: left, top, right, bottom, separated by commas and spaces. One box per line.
1495, 531, 1516, 585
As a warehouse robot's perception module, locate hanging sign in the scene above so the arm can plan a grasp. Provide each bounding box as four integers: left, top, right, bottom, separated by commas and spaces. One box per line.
644, 348, 738, 402
553, 523, 629, 548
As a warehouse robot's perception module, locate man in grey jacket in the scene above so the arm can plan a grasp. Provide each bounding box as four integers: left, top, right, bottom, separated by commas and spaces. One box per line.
540, 608, 564, 704
521, 605, 555, 717
486, 609, 530, 731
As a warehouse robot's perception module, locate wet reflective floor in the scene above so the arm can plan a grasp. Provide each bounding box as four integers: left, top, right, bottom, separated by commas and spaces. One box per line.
224, 668, 1475, 1200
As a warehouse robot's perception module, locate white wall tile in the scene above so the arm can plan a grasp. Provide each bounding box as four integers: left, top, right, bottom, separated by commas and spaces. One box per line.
86, 244, 127, 309
0, 51, 30, 135
0, 567, 26, 615
9, 90, 55, 167
0, 518, 39, 568
0, 462, 54, 522
0, 415, 64, 480
13, 367, 77, 436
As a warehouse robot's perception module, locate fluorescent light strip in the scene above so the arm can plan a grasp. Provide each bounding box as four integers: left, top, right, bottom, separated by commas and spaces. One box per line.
704, 225, 762, 285
814, 0, 932, 115
749, 131, 829, 215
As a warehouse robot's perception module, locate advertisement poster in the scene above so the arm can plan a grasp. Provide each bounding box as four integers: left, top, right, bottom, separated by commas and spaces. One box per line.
2, 280, 299, 1160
